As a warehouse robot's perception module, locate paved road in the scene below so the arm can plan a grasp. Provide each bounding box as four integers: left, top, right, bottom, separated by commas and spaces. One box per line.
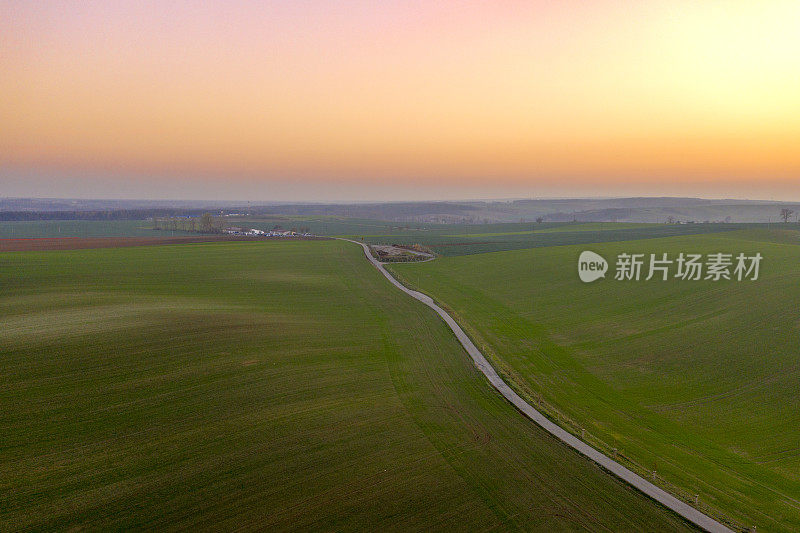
344, 239, 734, 533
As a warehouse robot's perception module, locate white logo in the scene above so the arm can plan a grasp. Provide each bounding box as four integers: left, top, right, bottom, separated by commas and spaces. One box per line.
578, 251, 608, 282
577, 251, 762, 282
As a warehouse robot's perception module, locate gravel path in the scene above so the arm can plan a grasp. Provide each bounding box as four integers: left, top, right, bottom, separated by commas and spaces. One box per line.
343, 238, 734, 533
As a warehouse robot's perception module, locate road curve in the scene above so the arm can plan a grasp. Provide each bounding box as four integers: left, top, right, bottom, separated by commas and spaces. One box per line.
343, 239, 733, 533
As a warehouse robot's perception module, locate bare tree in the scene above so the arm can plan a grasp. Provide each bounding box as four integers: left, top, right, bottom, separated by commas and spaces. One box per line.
200, 213, 214, 233
780, 208, 794, 223
536, 217, 544, 224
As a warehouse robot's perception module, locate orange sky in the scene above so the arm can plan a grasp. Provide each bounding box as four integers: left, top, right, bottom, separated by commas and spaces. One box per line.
2, 1, 799, 200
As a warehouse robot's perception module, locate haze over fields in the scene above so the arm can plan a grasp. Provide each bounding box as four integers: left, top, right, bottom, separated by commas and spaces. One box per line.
3, 197, 800, 225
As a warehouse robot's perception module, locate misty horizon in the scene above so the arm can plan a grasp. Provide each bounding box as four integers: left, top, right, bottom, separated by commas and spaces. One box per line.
4, 168, 800, 204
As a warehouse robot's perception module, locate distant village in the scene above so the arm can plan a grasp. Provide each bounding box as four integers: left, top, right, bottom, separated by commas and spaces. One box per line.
222, 227, 313, 237
152, 214, 314, 237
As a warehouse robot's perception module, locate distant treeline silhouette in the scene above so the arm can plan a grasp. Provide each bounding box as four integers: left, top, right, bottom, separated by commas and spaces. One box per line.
0, 209, 217, 221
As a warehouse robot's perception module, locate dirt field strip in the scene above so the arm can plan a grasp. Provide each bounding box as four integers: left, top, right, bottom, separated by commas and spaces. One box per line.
342, 238, 733, 533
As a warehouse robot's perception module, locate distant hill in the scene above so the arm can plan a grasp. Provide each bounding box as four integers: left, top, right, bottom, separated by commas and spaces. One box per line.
2, 196, 799, 223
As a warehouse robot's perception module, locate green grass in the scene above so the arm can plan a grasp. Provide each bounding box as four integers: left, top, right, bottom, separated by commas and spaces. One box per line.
388, 228, 800, 531
456, 222, 656, 237
351, 222, 765, 257
0, 219, 190, 238
0, 218, 769, 254
0, 240, 694, 530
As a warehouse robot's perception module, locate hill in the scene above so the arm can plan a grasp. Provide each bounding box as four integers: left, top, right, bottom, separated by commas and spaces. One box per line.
388, 228, 800, 531
0, 240, 694, 530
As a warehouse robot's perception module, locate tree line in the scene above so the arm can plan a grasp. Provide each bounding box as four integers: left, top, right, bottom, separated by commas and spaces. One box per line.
152, 213, 223, 233
0, 209, 220, 221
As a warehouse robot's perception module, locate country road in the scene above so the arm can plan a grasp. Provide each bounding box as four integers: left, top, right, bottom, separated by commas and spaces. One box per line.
342, 238, 734, 533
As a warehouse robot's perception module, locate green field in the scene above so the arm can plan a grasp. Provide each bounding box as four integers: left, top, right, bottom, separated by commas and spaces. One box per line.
350, 222, 764, 257
0, 216, 400, 239
0, 219, 190, 238
388, 228, 800, 531
454, 222, 656, 237
0, 216, 402, 239
0, 240, 695, 530
0, 218, 762, 256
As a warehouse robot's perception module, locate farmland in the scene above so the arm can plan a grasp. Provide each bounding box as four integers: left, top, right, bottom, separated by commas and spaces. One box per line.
0, 219, 182, 238
0, 239, 694, 530
0, 236, 278, 252
348, 222, 765, 257
1, 217, 771, 256
388, 227, 800, 531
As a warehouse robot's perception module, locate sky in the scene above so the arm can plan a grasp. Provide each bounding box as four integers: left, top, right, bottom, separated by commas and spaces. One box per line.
2, 0, 799, 201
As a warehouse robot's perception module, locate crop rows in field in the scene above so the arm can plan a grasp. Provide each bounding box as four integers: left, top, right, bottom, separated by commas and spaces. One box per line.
387, 228, 800, 531
0, 240, 693, 530
361, 223, 765, 256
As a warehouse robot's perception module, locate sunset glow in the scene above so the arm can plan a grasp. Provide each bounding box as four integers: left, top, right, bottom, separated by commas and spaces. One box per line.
2, 1, 800, 199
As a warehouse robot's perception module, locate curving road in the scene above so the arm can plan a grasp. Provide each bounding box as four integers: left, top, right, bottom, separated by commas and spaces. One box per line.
344, 239, 733, 533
